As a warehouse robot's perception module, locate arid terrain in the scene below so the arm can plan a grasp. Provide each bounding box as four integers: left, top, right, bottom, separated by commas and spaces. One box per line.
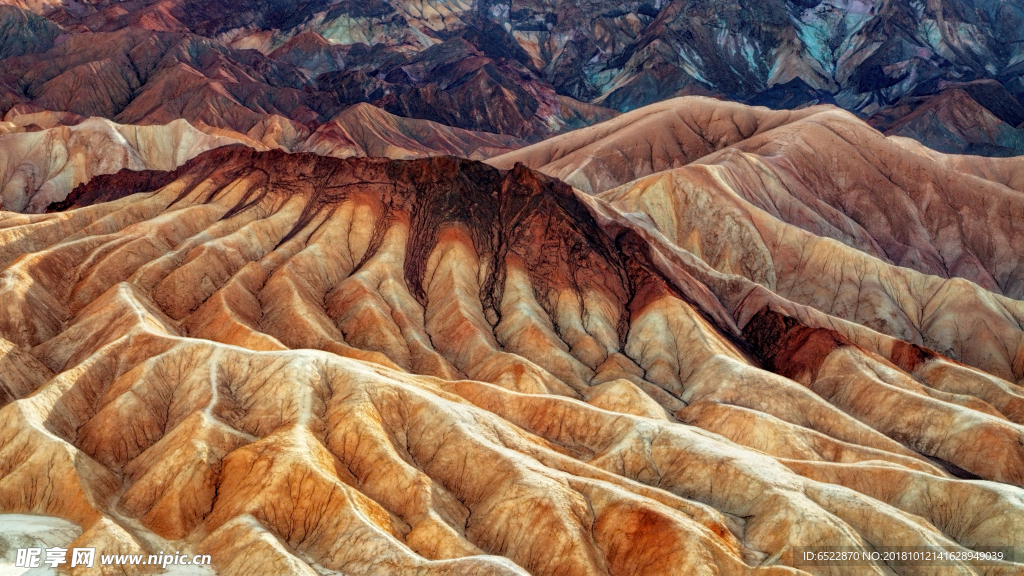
3, 1, 1024, 154
0, 96, 1023, 574
2, 1, 1024, 575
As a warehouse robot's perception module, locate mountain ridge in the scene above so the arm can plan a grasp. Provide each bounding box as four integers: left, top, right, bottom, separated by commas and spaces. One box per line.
1, 144, 1023, 575
2, 4, 1024, 575
3, 1, 1024, 156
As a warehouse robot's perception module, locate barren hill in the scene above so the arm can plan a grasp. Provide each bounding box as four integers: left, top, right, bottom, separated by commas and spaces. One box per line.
0, 104, 529, 214
5, 0, 1024, 157
495, 97, 1024, 303
0, 145, 1022, 574
297, 102, 525, 160
488, 97, 825, 193
0, 117, 252, 213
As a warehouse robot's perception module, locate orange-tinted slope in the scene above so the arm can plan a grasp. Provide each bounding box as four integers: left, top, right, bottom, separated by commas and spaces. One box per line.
0, 105, 527, 214
0, 117, 256, 212
0, 147, 1022, 575
497, 97, 1024, 302
489, 97, 824, 194
297, 102, 525, 160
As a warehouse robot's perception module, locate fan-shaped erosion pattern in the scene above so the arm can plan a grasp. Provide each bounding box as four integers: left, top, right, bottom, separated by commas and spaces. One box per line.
0, 146, 1022, 575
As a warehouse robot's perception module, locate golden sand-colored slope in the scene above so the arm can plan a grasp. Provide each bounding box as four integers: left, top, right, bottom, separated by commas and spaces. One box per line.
0, 104, 528, 215
297, 102, 525, 161
0, 117, 251, 213
494, 97, 1024, 304
1, 146, 1023, 575
488, 98, 824, 194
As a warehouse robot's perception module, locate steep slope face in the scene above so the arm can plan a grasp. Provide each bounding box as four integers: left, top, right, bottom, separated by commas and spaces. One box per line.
0, 26, 324, 133
314, 36, 620, 140
241, 114, 313, 151
5, 1, 1023, 156
603, 159, 1024, 384
11, 0, 1024, 126
585, 0, 1024, 113
0, 4, 60, 60
869, 80, 1024, 156
0, 117, 253, 213
488, 97, 824, 193
298, 102, 525, 160
1, 147, 1023, 575
497, 97, 1024, 303
268, 30, 347, 76
0, 16, 612, 143
688, 107, 1024, 300
0, 103, 528, 214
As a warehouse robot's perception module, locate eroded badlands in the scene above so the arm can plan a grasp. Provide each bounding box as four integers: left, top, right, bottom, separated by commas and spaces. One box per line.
0, 140, 1022, 575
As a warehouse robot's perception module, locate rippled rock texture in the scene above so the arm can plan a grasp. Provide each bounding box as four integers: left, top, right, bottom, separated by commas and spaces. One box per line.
0, 5, 611, 143
0, 117, 250, 213
4, 1, 1024, 155
0, 106, 530, 214
493, 97, 1024, 303
1, 127, 1023, 574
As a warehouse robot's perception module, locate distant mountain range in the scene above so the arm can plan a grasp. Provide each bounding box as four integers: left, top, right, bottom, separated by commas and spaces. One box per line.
2, 0, 1024, 154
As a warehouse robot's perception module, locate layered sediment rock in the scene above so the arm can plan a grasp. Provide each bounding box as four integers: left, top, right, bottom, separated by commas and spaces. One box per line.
497, 97, 1024, 304
0, 144, 1022, 575
869, 81, 1024, 157
0, 117, 251, 212
6, 1, 1023, 157
296, 102, 525, 160
0, 106, 528, 214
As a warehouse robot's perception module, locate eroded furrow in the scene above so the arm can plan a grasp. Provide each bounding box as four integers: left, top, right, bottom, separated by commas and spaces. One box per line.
1, 149, 1022, 576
